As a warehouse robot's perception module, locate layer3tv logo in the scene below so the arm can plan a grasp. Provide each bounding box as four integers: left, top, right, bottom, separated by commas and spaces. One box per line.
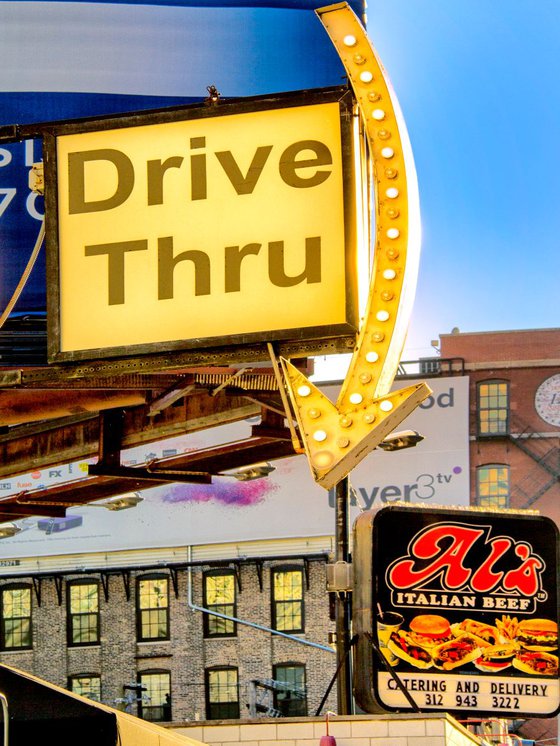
327, 467, 463, 509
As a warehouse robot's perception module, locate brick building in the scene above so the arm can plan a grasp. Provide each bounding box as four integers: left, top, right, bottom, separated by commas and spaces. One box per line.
0, 541, 338, 722
0, 327, 558, 732
438, 327, 560, 523
436, 327, 560, 745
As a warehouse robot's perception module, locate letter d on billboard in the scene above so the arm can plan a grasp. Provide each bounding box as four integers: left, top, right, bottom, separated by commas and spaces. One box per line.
352, 505, 560, 718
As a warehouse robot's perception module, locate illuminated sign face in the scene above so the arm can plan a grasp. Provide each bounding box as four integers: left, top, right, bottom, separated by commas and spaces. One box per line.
46, 89, 358, 360
352, 506, 560, 718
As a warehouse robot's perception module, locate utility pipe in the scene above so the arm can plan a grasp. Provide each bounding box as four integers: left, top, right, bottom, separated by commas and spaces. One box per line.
186, 546, 334, 654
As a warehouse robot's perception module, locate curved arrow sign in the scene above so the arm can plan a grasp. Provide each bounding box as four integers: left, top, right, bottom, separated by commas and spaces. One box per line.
280, 2, 432, 489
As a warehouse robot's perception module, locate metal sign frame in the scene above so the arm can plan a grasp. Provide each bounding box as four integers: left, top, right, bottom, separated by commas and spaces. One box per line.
353, 505, 560, 718
44, 86, 359, 363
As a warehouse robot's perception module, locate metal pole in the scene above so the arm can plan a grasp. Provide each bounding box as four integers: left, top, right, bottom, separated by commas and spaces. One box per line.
335, 477, 353, 714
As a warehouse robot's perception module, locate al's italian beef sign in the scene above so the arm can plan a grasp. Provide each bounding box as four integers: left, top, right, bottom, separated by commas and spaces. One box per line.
353, 505, 560, 717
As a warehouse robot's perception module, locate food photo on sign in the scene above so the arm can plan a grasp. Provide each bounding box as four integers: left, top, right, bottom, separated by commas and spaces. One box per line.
352, 505, 560, 717
384, 612, 558, 676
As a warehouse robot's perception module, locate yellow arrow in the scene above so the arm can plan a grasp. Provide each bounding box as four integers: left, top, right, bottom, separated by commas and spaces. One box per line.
280, 2, 432, 489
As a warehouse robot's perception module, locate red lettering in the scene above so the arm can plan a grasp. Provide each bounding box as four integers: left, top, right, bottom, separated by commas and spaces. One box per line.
503, 544, 544, 595
470, 537, 511, 592
388, 524, 484, 590
387, 523, 546, 600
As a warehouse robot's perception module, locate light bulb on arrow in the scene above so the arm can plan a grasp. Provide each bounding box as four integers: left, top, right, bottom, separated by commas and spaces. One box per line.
280, 2, 432, 490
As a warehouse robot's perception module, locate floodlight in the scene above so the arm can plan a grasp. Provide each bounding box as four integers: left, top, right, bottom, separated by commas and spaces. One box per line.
220, 462, 275, 481
88, 492, 143, 511
0, 523, 22, 539
377, 430, 424, 452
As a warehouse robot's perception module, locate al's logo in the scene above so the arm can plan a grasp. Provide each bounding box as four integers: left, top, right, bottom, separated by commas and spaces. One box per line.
387, 522, 546, 600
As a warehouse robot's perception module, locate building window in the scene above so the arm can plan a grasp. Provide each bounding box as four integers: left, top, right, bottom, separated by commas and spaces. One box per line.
1, 585, 32, 650
272, 566, 304, 632
138, 670, 172, 722
478, 381, 509, 435
137, 575, 169, 641
203, 570, 236, 637
67, 580, 100, 646
477, 464, 510, 509
205, 667, 240, 720
69, 674, 101, 702
273, 663, 307, 717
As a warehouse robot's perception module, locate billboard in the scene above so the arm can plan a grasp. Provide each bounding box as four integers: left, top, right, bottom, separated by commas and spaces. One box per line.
353, 505, 560, 718
45, 88, 358, 359
0, 0, 364, 321
0, 377, 468, 567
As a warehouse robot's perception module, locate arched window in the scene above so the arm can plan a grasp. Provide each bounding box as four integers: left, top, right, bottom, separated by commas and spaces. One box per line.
67, 579, 100, 646
136, 574, 169, 641
68, 673, 101, 702
0, 583, 32, 650
273, 662, 307, 716
138, 669, 171, 722
203, 569, 236, 638
477, 464, 510, 509
477, 380, 509, 435
271, 565, 304, 633
205, 667, 239, 720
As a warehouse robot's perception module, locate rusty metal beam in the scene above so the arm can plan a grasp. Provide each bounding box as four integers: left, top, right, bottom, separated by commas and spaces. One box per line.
0, 392, 260, 479
0, 336, 351, 388
0, 389, 147, 426
6, 436, 297, 515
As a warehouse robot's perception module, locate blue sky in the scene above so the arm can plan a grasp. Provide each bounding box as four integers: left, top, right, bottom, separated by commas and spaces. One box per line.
363, 0, 559, 358
1, 0, 557, 362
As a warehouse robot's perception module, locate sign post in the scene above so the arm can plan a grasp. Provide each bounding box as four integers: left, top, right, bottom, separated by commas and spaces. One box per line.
334, 477, 353, 714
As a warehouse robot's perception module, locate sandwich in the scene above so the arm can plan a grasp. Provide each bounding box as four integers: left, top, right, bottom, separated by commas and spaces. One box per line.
408, 614, 454, 650
474, 643, 518, 672
515, 618, 558, 651
451, 618, 499, 647
432, 633, 482, 670
512, 650, 558, 677
388, 630, 433, 669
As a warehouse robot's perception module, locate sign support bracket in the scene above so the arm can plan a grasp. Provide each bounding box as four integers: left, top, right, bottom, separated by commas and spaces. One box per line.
364, 632, 420, 712
266, 343, 303, 454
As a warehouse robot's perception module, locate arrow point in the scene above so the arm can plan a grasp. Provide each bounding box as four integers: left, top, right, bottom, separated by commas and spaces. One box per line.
280, 359, 432, 490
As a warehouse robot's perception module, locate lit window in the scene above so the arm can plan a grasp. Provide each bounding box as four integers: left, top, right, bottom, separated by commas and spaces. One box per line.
203, 570, 236, 637
69, 674, 101, 702
477, 465, 510, 509
138, 671, 171, 722
206, 667, 239, 720
137, 576, 169, 641
273, 663, 307, 716
478, 381, 509, 435
1, 585, 32, 650
68, 581, 99, 646
272, 567, 304, 632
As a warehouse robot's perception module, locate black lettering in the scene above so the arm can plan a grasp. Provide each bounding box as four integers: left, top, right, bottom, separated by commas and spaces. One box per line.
68, 149, 134, 213
215, 146, 272, 195
224, 243, 261, 293
268, 236, 321, 287
190, 137, 207, 200
147, 156, 184, 205
158, 236, 211, 298
85, 239, 148, 305
279, 140, 332, 188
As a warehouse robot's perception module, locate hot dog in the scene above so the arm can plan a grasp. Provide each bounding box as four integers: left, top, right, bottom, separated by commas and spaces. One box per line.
512, 650, 558, 676
388, 630, 433, 669
451, 618, 499, 647
432, 634, 482, 670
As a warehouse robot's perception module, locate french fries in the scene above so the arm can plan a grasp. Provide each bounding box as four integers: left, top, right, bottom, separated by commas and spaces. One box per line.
495, 615, 519, 641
